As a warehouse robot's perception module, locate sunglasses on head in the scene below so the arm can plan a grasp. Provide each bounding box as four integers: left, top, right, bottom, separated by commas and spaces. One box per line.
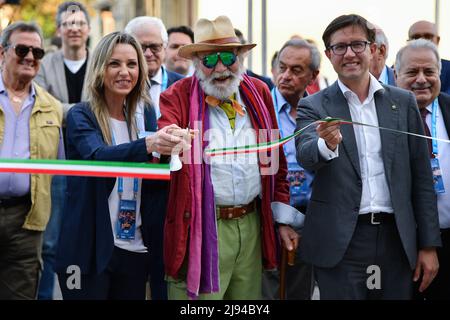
6, 44, 45, 60
201, 51, 237, 69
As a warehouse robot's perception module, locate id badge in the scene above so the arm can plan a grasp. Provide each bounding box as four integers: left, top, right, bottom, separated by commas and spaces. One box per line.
287, 163, 309, 207
431, 157, 445, 194
116, 199, 137, 239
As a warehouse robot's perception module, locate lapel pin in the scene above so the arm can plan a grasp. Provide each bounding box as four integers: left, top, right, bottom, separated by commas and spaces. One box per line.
46, 120, 53, 125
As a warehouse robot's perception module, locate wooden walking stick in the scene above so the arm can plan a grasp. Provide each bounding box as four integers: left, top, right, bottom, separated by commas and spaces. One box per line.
279, 244, 296, 300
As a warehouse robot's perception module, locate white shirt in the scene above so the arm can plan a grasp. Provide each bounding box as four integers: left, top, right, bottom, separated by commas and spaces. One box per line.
207, 91, 262, 206
425, 101, 450, 228
150, 67, 163, 119
108, 118, 147, 253
64, 57, 87, 74
318, 75, 394, 214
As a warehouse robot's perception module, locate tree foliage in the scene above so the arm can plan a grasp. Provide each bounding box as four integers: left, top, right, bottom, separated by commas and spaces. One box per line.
7, 0, 93, 38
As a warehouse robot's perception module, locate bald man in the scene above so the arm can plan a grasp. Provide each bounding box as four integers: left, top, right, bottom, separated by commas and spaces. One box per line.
408, 20, 450, 94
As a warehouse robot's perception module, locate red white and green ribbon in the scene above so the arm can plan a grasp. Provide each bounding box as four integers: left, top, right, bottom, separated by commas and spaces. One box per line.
0, 158, 170, 180
205, 117, 450, 157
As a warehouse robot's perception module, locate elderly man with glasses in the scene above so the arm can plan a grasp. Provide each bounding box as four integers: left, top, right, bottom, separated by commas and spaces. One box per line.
295, 14, 441, 300
158, 15, 296, 300
0, 21, 64, 300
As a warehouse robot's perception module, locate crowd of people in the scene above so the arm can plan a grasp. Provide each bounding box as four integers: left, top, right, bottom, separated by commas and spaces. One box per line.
0, 1, 449, 300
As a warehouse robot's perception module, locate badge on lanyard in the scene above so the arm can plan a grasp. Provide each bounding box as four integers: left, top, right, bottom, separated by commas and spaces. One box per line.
430, 99, 445, 194
111, 121, 139, 240
287, 163, 310, 207
116, 198, 137, 240
431, 157, 445, 194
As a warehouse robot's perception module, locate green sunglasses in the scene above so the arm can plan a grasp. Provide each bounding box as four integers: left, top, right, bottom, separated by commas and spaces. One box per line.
201, 51, 237, 69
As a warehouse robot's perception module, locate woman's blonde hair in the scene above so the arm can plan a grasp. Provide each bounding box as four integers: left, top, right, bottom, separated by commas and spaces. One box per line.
86, 31, 149, 145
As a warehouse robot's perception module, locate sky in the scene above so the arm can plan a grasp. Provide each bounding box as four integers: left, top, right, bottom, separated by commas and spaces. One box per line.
198, 0, 449, 82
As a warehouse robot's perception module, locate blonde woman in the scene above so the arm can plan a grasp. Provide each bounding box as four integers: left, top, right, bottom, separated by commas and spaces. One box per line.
55, 32, 187, 300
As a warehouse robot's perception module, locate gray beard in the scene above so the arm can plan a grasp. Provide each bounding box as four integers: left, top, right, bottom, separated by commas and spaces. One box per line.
194, 58, 245, 100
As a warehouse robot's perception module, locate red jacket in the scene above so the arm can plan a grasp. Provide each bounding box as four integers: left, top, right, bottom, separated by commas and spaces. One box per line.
159, 76, 289, 279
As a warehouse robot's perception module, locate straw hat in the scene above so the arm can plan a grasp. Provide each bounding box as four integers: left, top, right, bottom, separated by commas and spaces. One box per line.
178, 15, 256, 59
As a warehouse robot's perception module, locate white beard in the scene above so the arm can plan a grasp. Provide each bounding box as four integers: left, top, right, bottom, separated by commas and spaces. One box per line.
194, 58, 245, 100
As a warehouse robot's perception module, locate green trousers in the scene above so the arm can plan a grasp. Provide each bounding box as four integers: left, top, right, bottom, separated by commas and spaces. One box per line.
168, 210, 262, 300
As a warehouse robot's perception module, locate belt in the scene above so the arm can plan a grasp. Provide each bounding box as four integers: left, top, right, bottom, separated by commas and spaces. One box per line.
0, 194, 31, 208
358, 212, 395, 225
216, 200, 256, 220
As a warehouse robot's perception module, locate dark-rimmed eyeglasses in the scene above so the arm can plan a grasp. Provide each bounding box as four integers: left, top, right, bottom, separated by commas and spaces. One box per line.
140, 43, 164, 54
61, 20, 88, 29
5, 44, 45, 60
201, 51, 237, 69
327, 41, 370, 56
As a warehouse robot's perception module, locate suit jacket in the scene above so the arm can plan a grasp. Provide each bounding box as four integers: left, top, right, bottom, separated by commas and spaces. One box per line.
165, 67, 184, 87
295, 81, 441, 269
386, 65, 396, 86
54, 102, 156, 275
247, 69, 274, 90
440, 59, 450, 95
438, 92, 450, 134
35, 50, 89, 119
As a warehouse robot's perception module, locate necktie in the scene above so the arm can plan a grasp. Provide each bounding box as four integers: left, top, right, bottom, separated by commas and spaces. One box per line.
206, 95, 244, 130
420, 107, 432, 156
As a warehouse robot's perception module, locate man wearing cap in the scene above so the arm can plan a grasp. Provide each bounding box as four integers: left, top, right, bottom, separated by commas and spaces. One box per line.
159, 16, 298, 299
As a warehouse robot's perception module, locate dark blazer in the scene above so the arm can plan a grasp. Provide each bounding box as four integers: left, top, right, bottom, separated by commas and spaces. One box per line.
165, 67, 184, 87
439, 92, 450, 135
54, 102, 156, 275
386, 65, 396, 86
247, 69, 274, 90
295, 81, 441, 269
441, 59, 450, 95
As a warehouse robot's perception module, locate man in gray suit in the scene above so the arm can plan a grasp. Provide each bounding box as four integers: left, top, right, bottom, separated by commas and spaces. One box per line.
295, 14, 441, 299
395, 39, 450, 300
35, 1, 90, 300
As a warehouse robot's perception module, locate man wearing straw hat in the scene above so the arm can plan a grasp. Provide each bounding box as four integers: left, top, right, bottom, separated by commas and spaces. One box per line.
159, 15, 299, 299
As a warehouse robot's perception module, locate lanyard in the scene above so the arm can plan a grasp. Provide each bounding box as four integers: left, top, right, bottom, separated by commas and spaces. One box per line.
161, 67, 168, 92
431, 98, 438, 156
111, 115, 139, 200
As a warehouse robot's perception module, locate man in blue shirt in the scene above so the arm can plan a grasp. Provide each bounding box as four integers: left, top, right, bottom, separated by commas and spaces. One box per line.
262, 39, 320, 299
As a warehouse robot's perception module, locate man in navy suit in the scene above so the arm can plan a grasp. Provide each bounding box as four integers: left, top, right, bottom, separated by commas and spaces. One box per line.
295, 14, 441, 300
408, 20, 450, 95
396, 39, 450, 300
124, 16, 183, 300
370, 26, 395, 86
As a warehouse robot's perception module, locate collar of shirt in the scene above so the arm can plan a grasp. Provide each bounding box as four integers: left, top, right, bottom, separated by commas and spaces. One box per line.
378, 65, 389, 85
426, 101, 434, 114
0, 75, 37, 99
337, 73, 384, 105
274, 87, 291, 114
151, 67, 163, 86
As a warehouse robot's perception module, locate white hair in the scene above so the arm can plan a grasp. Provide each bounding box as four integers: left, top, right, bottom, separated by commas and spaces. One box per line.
193, 55, 246, 100
124, 16, 168, 45
395, 38, 441, 75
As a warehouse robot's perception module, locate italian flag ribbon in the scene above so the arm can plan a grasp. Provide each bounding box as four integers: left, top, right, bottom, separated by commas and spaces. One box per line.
0, 158, 170, 180
205, 117, 450, 157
